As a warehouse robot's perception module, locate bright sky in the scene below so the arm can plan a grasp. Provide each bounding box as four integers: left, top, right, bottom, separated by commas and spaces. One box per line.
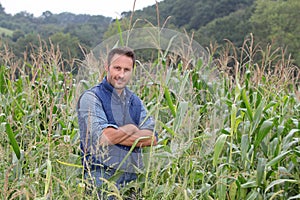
0, 0, 161, 18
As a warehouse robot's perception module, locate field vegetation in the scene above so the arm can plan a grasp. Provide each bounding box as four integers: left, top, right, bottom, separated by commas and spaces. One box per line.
1, 17, 300, 200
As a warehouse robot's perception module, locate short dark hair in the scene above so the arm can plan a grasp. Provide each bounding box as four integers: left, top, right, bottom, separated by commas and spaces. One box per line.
107, 47, 136, 68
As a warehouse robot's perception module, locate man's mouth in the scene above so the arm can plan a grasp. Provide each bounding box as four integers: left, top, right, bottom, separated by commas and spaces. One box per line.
115, 79, 124, 84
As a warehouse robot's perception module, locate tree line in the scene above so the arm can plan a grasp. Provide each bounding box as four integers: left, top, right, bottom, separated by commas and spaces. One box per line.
0, 0, 299, 68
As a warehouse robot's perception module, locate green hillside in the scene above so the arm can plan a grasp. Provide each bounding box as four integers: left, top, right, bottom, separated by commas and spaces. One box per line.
0, 0, 299, 65
0, 26, 13, 36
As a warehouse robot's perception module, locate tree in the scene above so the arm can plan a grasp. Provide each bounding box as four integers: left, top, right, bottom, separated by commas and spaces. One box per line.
0, 3, 5, 14
251, 0, 300, 65
13, 33, 42, 58
12, 29, 25, 42
42, 11, 53, 18
195, 7, 253, 48
49, 32, 83, 61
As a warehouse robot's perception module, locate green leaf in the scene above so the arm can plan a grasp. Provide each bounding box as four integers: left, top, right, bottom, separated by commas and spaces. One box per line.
213, 134, 227, 167
264, 101, 277, 111
251, 99, 265, 135
44, 159, 52, 196
241, 180, 257, 188
266, 151, 291, 167
283, 129, 300, 151
265, 179, 297, 193
241, 89, 253, 122
254, 120, 273, 149
5, 123, 21, 160
0, 65, 8, 94
288, 194, 300, 200
115, 18, 124, 46
230, 103, 237, 135
164, 85, 176, 118
217, 168, 227, 200
256, 158, 266, 186
229, 181, 237, 200
159, 121, 175, 137
56, 159, 83, 168
174, 101, 188, 132
246, 190, 259, 200
241, 134, 249, 163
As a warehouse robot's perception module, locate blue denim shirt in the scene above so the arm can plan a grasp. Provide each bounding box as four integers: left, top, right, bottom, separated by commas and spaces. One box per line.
77, 78, 156, 172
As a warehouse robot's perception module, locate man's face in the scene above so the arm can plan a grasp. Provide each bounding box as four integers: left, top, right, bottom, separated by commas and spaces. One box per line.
106, 54, 134, 94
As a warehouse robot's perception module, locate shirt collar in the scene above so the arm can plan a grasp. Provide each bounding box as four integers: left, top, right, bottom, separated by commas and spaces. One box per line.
102, 76, 131, 99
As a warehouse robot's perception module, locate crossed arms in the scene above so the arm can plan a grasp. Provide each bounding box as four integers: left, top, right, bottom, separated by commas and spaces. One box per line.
78, 92, 157, 148
100, 124, 157, 147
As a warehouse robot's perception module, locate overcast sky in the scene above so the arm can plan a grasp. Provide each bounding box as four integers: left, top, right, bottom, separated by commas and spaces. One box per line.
0, 0, 161, 18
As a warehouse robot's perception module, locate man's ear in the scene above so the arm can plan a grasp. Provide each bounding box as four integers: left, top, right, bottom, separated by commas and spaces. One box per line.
104, 63, 109, 72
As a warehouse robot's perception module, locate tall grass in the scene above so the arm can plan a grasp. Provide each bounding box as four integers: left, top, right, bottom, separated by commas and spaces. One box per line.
1, 31, 299, 199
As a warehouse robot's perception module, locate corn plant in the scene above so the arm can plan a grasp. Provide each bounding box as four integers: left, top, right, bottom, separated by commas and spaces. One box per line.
1, 27, 299, 200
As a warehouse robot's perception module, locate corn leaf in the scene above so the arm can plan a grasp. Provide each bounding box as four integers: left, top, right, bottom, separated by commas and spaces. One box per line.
174, 101, 188, 132
251, 99, 265, 135
265, 179, 297, 193
213, 134, 227, 167
266, 151, 291, 167
256, 158, 266, 186
44, 159, 52, 196
5, 123, 21, 160
254, 120, 273, 149
241, 89, 253, 122
164, 85, 176, 118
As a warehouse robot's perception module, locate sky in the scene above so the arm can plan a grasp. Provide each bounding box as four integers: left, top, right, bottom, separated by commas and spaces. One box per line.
0, 0, 161, 18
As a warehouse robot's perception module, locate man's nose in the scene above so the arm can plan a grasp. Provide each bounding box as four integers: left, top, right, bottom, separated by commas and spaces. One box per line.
119, 69, 125, 77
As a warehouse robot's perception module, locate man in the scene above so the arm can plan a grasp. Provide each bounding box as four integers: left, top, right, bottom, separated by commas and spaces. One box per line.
77, 47, 157, 197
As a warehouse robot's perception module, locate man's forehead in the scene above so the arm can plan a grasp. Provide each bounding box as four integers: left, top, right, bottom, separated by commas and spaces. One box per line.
110, 54, 133, 65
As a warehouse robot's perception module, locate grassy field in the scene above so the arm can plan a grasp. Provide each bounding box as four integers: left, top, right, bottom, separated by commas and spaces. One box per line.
0, 28, 299, 199
0, 27, 13, 37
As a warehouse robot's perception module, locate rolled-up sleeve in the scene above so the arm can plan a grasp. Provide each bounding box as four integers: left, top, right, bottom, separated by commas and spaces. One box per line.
138, 103, 155, 131
139, 104, 158, 140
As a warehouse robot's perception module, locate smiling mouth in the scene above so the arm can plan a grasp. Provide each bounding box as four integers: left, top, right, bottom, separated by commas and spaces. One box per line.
116, 78, 123, 82
115, 79, 125, 84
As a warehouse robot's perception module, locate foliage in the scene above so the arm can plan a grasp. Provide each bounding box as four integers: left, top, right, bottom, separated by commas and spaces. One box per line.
194, 6, 254, 48
1, 0, 300, 66
0, 22, 299, 199
0, 8, 111, 63
250, 0, 300, 65
0, 26, 13, 37
123, 0, 300, 66
125, 0, 255, 31
0, 1, 300, 199
0, 43, 82, 199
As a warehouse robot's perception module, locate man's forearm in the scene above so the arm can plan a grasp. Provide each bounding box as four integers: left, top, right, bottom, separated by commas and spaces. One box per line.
100, 127, 133, 145
118, 129, 157, 147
